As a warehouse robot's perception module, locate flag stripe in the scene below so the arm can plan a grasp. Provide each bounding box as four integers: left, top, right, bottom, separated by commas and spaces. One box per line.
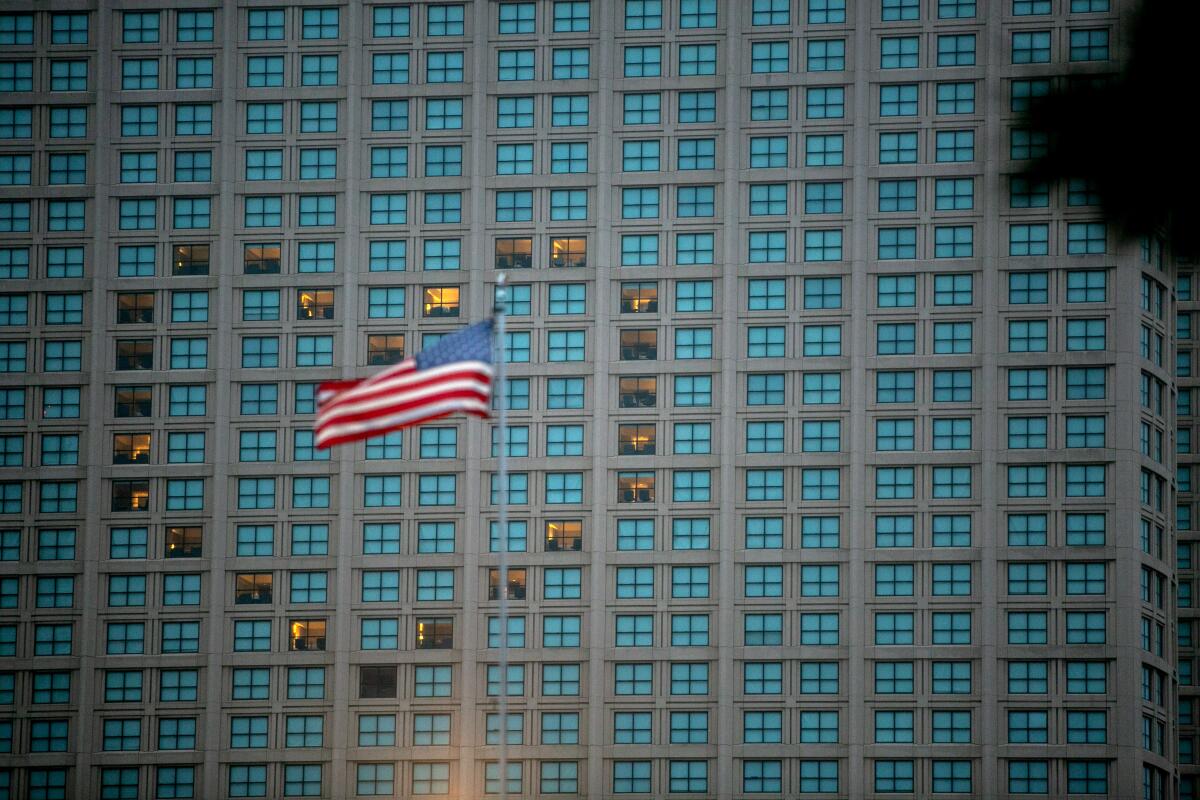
318, 362, 491, 416
317, 360, 418, 404
317, 383, 492, 432
316, 398, 490, 448
317, 360, 416, 404
358, 357, 418, 388
317, 379, 367, 404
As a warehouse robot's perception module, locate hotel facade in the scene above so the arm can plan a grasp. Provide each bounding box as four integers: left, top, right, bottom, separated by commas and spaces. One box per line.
0, 0, 1189, 798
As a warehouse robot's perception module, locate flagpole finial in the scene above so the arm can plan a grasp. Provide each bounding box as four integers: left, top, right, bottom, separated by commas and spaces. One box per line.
494, 272, 507, 314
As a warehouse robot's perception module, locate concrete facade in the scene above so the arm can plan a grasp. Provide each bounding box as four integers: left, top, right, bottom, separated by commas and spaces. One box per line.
0, 0, 1181, 798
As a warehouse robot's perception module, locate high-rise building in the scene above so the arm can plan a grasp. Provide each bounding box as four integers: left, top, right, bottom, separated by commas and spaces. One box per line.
1177, 257, 1197, 795
0, 0, 1180, 798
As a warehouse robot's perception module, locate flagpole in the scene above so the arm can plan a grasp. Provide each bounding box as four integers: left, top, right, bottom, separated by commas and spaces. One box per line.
493, 273, 510, 800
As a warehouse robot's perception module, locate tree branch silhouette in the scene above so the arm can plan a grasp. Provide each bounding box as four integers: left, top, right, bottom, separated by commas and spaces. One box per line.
1021, 0, 1200, 256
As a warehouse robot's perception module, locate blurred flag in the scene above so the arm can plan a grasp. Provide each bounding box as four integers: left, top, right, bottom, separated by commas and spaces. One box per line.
315, 319, 493, 449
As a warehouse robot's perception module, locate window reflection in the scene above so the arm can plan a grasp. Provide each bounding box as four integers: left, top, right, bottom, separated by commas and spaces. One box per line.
551, 237, 586, 269
617, 471, 655, 503
488, 568, 527, 600
496, 237, 532, 269
235, 572, 272, 604
619, 376, 657, 408
620, 281, 658, 313
289, 618, 327, 651
620, 329, 657, 360
415, 617, 454, 649
545, 520, 582, 552
113, 432, 151, 464
297, 288, 335, 319
423, 286, 460, 317
618, 423, 656, 455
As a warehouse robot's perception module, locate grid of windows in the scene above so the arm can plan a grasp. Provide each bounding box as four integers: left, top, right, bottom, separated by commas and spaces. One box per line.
0, 4, 1161, 796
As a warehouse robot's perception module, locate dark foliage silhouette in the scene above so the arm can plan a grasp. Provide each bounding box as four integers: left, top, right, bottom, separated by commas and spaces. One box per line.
1021, 0, 1200, 256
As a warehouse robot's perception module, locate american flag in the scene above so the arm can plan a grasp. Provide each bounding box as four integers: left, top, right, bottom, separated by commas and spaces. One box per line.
314, 320, 494, 449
